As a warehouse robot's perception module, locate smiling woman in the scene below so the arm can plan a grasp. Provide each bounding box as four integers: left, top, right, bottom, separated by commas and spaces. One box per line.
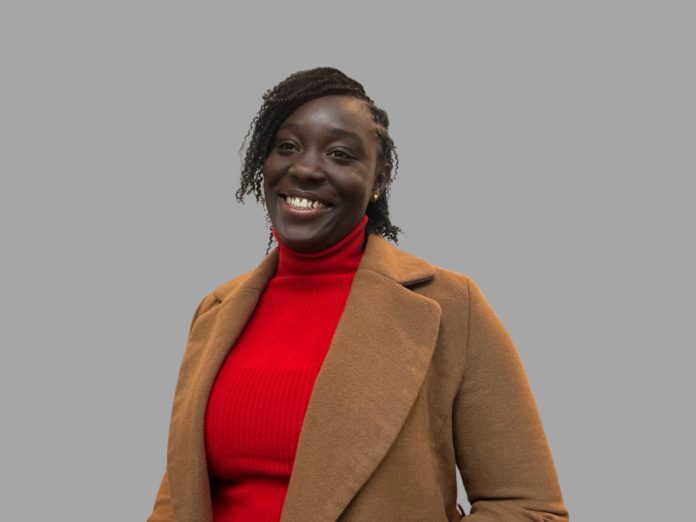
263, 95, 387, 253
237, 68, 401, 256
147, 67, 569, 522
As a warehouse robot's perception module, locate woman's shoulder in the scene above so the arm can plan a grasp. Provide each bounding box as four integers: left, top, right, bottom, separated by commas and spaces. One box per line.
417, 262, 477, 311
430, 263, 472, 289
377, 238, 481, 308
384, 239, 470, 286
386, 241, 503, 320
208, 268, 257, 300
184, 269, 258, 332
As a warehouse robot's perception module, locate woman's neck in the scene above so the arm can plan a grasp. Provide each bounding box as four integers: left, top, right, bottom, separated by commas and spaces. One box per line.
272, 215, 369, 277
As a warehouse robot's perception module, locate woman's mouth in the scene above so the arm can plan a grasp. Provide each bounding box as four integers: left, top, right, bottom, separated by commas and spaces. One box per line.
279, 195, 333, 218
283, 195, 331, 209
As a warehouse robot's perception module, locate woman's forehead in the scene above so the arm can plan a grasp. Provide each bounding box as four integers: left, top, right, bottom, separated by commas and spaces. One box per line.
281, 96, 373, 130
277, 95, 378, 147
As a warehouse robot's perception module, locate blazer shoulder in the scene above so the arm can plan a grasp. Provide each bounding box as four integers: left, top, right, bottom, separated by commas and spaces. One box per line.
413, 263, 500, 325
422, 263, 473, 299
186, 270, 256, 333
432, 264, 471, 288
426, 265, 509, 332
377, 237, 474, 301
209, 269, 256, 301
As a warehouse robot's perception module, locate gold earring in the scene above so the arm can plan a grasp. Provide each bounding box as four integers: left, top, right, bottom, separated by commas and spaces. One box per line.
372, 192, 379, 201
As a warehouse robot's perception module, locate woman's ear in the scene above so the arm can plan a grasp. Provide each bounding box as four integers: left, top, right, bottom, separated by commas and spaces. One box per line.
373, 161, 390, 195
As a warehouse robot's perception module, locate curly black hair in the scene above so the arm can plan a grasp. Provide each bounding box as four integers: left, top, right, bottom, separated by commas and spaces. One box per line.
234, 67, 402, 255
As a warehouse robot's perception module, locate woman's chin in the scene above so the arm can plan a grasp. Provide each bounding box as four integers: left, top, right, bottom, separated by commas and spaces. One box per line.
273, 226, 330, 253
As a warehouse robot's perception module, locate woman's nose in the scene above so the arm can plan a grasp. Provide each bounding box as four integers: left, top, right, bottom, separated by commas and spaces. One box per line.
287, 151, 325, 182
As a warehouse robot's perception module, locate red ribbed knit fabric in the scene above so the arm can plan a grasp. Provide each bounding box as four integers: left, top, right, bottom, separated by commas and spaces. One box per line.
204, 215, 368, 522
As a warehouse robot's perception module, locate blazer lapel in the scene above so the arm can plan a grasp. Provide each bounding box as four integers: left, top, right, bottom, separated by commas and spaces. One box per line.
166, 254, 277, 522
279, 235, 442, 521
166, 233, 441, 522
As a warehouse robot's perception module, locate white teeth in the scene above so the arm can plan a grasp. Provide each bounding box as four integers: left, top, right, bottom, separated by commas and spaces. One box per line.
285, 196, 328, 209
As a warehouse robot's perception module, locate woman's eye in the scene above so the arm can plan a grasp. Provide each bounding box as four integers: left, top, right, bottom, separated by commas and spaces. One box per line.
329, 149, 353, 160
276, 142, 297, 152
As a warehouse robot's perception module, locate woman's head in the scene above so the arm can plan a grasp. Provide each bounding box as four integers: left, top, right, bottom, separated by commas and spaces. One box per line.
235, 67, 401, 253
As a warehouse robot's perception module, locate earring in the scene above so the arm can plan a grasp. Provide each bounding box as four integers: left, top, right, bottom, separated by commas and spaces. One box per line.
372, 192, 380, 201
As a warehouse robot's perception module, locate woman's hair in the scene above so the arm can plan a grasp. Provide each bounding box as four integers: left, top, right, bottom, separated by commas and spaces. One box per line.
235, 67, 402, 253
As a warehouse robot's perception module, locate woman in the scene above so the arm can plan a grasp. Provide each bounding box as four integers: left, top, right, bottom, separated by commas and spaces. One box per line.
147, 67, 569, 521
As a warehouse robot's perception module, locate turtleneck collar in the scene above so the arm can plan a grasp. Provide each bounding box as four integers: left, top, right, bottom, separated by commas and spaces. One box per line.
272, 215, 368, 277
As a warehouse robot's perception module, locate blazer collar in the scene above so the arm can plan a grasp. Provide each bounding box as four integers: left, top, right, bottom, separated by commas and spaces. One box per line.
167, 232, 442, 522
211, 231, 437, 300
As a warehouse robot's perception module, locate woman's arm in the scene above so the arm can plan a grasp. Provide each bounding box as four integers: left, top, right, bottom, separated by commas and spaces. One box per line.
146, 292, 218, 522
453, 278, 569, 520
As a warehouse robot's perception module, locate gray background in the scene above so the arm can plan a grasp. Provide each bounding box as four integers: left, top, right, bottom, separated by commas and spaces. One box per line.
1, 1, 693, 520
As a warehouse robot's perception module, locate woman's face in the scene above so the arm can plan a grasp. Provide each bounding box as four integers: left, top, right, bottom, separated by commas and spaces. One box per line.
262, 95, 387, 253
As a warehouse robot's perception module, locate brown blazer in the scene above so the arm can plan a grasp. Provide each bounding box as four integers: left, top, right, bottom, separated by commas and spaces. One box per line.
147, 232, 569, 521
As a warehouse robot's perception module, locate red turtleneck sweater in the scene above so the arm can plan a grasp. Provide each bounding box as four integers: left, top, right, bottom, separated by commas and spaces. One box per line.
204, 215, 369, 522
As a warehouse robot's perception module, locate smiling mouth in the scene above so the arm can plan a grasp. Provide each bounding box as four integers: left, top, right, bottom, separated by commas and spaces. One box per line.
281, 195, 333, 210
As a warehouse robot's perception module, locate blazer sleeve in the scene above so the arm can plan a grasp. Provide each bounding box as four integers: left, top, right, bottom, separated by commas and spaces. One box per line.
147, 292, 218, 522
452, 277, 569, 521
147, 471, 174, 522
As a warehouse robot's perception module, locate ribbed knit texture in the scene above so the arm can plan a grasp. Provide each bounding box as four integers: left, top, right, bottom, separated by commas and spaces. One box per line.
204, 215, 368, 522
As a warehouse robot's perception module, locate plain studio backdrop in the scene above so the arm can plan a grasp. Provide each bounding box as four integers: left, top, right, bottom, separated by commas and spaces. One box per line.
1, 1, 693, 520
